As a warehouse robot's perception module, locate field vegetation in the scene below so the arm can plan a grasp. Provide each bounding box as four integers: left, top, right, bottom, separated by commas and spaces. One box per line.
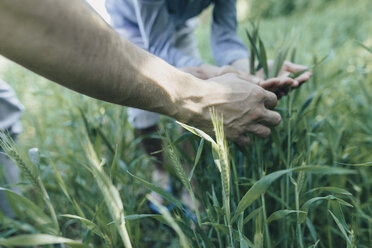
0, 0, 371, 247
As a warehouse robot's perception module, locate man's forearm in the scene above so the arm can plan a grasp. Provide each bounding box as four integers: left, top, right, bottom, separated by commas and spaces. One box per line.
0, 0, 197, 118
0, 0, 283, 145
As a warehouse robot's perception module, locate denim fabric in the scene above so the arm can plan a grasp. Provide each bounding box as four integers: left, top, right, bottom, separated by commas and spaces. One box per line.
105, 0, 248, 67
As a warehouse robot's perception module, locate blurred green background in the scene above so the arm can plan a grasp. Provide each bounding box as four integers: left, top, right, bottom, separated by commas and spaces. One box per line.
0, 0, 371, 247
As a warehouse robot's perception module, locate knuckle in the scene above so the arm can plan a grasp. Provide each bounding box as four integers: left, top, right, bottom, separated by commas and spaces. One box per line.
269, 92, 278, 105
249, 109, 262, 121
252, 88, 266, 101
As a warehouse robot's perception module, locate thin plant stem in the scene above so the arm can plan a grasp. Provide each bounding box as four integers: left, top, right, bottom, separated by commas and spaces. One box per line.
261, 194, 271, 248
190, 190, 201, 226
295, 183, 304, 248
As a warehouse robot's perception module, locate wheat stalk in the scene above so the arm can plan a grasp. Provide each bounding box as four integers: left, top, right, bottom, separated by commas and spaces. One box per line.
209, 108, 233, 245
163, 133, 201, 225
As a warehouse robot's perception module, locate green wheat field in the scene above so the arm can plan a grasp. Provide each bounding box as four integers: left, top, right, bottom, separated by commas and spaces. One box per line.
0, 0, 371, 247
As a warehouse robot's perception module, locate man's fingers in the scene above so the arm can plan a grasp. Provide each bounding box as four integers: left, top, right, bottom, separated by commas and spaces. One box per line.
225, 130, 251, 146
235, 134, 251, 146
279, 76, 295, 85
283, 61, 307, 73
260, 77, 294, 92
263, 90, 278, 109
259, 79, 277, 91
258, 109, 281, 127
247, 124, 272, 138
293, 71, 313, 86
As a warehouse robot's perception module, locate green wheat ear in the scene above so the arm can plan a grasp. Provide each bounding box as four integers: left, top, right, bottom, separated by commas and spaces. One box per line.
163, 133, 191, 192
209, 108, 235, 245
83, 137, 133, 248
210, 108, 230, 212
0, 132, 41, 193
162, 132, 202, 225
0, 133, 60, 234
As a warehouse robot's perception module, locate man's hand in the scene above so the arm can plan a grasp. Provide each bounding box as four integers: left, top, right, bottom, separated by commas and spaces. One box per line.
230, 58, 312, 96
258, 76, 294, 98
216, 65, 295, 99
176, 73, 281, 146
256, 60, 312, 87
179, 64, 220, 80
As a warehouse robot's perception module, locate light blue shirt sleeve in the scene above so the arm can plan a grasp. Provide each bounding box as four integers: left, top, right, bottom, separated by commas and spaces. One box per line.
211, 0, 249, 66
105, 0, 137, 41
108, 0, 203, 68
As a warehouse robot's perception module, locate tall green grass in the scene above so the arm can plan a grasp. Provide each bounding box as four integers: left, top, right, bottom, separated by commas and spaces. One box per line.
0, 0, 371, 247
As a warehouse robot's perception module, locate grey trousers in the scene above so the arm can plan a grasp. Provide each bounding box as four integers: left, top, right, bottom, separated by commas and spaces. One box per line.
0, 79, 23, 218
0, 140, 20, 218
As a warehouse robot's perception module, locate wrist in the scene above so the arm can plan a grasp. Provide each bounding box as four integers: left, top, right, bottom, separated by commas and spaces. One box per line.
171, 72, 208, 124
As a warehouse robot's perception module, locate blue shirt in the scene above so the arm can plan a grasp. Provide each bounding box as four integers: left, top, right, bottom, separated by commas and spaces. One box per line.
106, 0, 248, 67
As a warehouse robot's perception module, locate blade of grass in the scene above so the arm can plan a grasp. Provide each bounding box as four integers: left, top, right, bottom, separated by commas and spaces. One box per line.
61, 214, 104, 237
176, 121, 217, 149
188, 138, 204, 181
0, 234, 88, 248
354, 40, 372, 54
163, 133, 201, 225
147, 194, 191, 248
233, 165, 355, 221
258, 38, 269, 79
83, 139, 132, 248
243, 207, 262, 225
329, 210, 352, 246
245, 29, 262, 67
0, 187, 51, 226
128, 172, 184, 210
299, 195, 353, 224
266, 210, 306, 224
306, 187, 352, 196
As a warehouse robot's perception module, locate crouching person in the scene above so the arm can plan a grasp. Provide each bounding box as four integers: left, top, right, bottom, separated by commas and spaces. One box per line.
0, 78, 24, 219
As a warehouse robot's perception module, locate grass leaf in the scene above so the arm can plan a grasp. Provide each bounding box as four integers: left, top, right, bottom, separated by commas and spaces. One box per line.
266, 210, 306, 224
306, 187, 352, 196
0, 234, 88, 247
0, 187, 51, 226
234, 169, 291, 221
355, 40, 372, 54
329, 210, 352, 246
176, 121, 217, 149
128, 171, 184, 210
147, 195, 191, 248
245, 29, 262, 67
259, 38, 269, 79
188, 138, 204, 181
83, 139, 132, 248
234, 165, 355, 221
243, 207, 263, 224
